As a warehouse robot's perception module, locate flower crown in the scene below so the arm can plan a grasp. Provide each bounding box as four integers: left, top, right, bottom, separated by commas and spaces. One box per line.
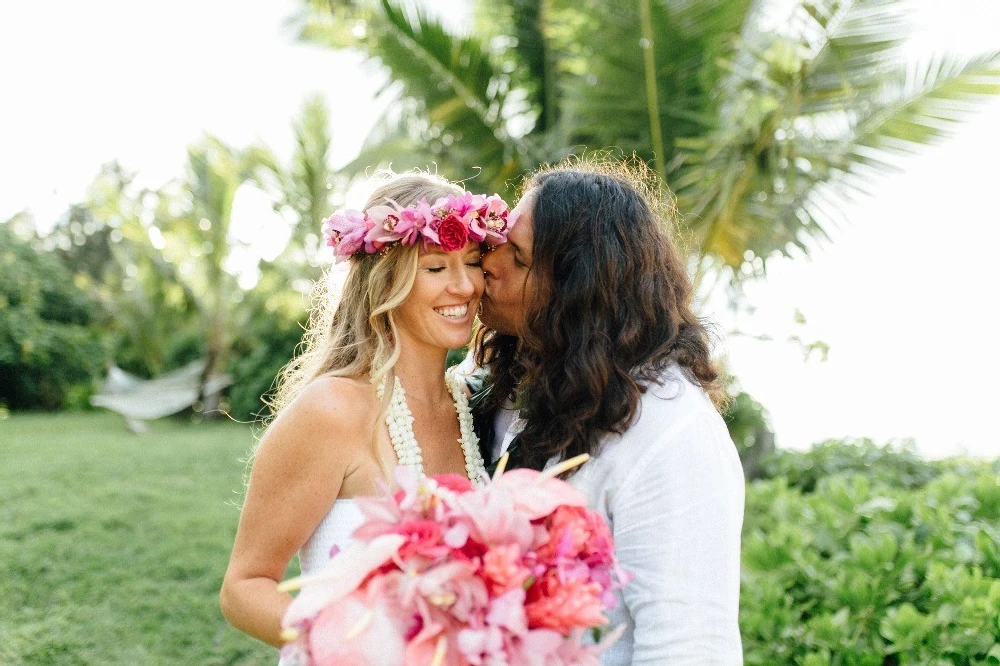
321, 192, 512, 262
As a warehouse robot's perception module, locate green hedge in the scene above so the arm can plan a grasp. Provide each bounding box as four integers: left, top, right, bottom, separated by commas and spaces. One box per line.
742, 442, 1000, 665
0, 225, 105, 409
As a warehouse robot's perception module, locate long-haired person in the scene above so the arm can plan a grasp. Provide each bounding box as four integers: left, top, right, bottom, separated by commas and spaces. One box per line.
473, 160, 745, 664
220, 173, 510, 650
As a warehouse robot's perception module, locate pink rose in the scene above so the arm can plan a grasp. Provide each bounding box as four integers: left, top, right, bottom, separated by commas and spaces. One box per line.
436, 214, 470, 252
482, 544, 532, 595
524, 569, 607, 635
392, 519, 446, 559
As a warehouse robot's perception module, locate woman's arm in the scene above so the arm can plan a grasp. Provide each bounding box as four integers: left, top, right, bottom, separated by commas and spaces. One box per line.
219, 378, 370, 646
611, 411, 746, 665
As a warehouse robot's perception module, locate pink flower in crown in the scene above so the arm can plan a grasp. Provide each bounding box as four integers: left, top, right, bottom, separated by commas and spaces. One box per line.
442, 192, 477, 217
478, 194, 510, 245
363, 204, 414, 250
396, 198, 436, 246
460, 194, 489, 243
321, 210, 371, 262
436, 213, 470, 252
441, 192, 488, 244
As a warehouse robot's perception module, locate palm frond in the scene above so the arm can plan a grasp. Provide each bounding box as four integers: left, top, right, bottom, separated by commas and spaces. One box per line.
559, 0, 750, 165
303, 0, 525, 195
851, 51, 1000, 162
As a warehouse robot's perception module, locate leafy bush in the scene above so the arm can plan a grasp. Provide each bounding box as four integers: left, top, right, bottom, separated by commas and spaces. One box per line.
759, 438, 944, 493
0, 225, 105, 409
225, 288, 307, 423
742, 441, 1000, 665
724, 388, 774, 480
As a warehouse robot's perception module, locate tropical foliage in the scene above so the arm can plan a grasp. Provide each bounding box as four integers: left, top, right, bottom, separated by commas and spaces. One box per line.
0, 224, 104, 410
742, 441, 1000, 664
6, 100, 331, 417
292, 0, 1000, 285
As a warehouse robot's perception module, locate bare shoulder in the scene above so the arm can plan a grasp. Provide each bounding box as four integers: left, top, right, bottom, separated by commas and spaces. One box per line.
258, 375, 377, 464
288, 375, 376, 428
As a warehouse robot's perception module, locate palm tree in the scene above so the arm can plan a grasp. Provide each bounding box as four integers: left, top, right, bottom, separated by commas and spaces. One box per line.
154, 137, 273, 412
255, 93, 342, 283
46, 163, 201, 379
292, 0, 999, 287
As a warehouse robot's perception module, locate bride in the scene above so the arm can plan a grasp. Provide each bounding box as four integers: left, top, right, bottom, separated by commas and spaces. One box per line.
219, 173, 511, 648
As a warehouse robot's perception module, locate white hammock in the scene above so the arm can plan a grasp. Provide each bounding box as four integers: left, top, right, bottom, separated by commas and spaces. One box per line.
90, 359, 233, 432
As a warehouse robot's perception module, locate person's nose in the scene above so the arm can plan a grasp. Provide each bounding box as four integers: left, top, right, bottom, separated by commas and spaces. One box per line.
481, 247, 500, 279
449, 264, 477, 298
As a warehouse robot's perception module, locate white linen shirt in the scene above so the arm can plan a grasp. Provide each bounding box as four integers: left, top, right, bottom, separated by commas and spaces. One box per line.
490, 366, 745, 665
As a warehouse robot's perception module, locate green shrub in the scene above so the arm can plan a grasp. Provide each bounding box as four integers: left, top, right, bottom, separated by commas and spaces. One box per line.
0, 225, 105, 409
225, 290, 307, 423
759, 438, 944, 492
742, 442, 1000, 665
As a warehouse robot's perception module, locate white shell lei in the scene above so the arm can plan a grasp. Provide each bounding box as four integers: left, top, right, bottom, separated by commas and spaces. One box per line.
375, 370, 488, 488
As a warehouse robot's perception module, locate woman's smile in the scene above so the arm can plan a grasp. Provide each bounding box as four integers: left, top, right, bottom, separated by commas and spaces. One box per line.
433, 302, 471, 321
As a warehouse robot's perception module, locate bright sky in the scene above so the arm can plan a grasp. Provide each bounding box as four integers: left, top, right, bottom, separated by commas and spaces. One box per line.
2, 1, 998, 457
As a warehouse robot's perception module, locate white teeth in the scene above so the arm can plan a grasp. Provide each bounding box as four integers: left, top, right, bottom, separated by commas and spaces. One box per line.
434, 304, 468, 319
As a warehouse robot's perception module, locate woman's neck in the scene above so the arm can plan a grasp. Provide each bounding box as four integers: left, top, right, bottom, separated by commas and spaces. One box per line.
392, 344, 450, 406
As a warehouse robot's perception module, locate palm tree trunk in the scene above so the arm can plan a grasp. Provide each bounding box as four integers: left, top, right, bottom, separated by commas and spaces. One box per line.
638, 0, 666, 183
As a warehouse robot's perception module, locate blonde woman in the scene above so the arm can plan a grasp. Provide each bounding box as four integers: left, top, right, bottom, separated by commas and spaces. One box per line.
220, 173, 511, 649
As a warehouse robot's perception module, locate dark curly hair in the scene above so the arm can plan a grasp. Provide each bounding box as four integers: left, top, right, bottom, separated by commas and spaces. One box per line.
474, 159, 725, 472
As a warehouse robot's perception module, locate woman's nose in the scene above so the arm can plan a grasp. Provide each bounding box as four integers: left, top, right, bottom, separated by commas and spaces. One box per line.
449, 266, 477, 295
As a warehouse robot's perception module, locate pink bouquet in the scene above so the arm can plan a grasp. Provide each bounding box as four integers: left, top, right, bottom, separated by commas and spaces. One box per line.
278, 460, 629, 666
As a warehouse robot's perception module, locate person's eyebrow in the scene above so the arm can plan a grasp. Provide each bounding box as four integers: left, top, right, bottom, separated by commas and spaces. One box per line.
508, 239, 524, 257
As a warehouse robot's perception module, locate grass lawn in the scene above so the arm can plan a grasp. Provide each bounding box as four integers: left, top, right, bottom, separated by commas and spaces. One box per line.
0, 411, 289, 665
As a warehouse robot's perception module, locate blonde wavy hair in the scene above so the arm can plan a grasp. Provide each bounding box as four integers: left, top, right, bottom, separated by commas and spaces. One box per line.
261, 172, 464, 438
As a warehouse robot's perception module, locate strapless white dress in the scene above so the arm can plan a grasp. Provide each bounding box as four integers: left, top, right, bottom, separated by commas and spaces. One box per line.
278, 499, 367, 665
297, 499, 367, 576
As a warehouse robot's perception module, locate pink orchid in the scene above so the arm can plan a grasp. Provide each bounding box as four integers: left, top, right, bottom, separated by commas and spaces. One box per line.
320, 209, 370, 262
308, 576, 415, 666
363, 203, 412, 247
548, 626, 627, 666
478, 194, 510, 245
283, 533, 406, 626
490, 469, 589, 520
456, 483, 535, 551
396, 198, 436, 245
419, 560, 489, 622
